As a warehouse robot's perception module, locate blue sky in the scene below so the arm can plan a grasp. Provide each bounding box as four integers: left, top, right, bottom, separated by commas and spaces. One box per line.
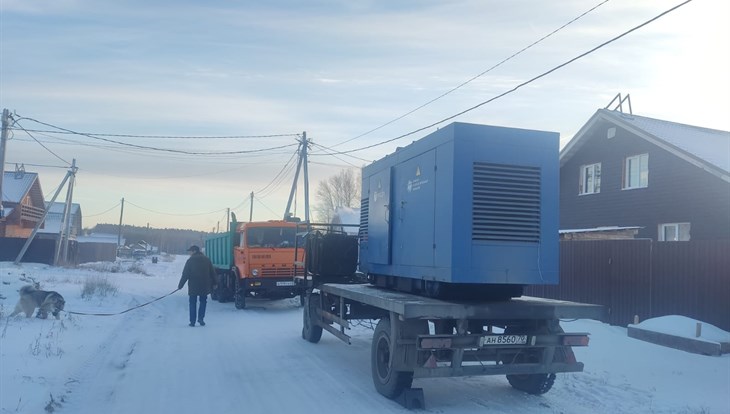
1, 0, 728, 231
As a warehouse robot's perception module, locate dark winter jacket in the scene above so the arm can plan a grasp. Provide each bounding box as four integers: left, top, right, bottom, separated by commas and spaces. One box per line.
178, 252, 217, 296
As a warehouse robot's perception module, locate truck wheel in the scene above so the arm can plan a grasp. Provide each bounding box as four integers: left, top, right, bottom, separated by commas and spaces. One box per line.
371, 318, 413, 398
234, 277, 246, 309
216, 275, 228, 303
302, 293, 323, 343
211, 277, 219, 301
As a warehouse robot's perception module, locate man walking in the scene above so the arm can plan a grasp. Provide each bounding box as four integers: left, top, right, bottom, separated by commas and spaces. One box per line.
178, 245, 217, 327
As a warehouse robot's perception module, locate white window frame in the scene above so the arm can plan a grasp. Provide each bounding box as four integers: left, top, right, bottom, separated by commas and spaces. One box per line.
658, 222, 691, 241
623, 153, 649, 189
579, 163, 601, 195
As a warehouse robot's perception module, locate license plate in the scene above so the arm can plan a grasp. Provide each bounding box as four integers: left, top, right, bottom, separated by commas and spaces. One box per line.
276, 281, 295, 286
479, 334, 528, 346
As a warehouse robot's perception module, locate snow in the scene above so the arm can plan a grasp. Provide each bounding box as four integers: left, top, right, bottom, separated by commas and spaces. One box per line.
632, 315, 730, 345
1, 257, 729, 414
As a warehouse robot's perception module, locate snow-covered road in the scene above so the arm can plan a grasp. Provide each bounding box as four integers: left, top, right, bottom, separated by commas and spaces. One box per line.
1, 255, 728, 413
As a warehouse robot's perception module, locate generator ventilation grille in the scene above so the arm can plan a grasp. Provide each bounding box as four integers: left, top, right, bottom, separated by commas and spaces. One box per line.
359, 197, 369, 243
472, 162, 541, 243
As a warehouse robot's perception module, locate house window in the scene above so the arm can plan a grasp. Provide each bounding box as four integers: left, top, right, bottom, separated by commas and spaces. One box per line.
623, 153, 648, 189
658, 223, 691, 241
579, 163, 601, 195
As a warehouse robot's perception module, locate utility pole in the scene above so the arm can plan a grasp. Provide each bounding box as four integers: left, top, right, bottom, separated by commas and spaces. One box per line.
302, 131, 310, 223
0, 109, 10, 219
226, 207, 230, 232
54, 159, 78, 266
249, 192, 254, 222
15, 164, 74, 264
117, 197, 125, 251
284, 132, 310, 222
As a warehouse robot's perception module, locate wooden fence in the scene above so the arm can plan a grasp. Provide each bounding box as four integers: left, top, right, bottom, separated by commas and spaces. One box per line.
526, 240, 730, 331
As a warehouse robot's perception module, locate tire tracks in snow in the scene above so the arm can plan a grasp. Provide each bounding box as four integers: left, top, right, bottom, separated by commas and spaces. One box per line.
58, 294, 163, 412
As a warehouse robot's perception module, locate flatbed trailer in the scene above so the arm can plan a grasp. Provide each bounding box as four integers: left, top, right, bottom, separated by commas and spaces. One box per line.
301, 282, 605, 408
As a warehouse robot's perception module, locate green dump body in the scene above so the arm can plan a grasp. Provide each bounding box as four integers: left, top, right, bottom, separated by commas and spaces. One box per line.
205, 221, 238, 271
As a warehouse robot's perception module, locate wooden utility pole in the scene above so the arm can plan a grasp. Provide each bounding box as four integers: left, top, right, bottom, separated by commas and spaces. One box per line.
117, 197, 125, 250
0, 109, 10, 219
249, 192, 254, 222
54, 159, 77, 266
284, 132, 310, 222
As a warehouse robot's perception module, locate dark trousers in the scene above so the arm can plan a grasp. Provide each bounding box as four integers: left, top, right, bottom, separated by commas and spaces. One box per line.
189, 295, 208, 324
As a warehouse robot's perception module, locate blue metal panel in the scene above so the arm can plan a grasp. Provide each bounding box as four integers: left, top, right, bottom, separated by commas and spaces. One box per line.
367, 168, 392, 265
392, 149, 436, 267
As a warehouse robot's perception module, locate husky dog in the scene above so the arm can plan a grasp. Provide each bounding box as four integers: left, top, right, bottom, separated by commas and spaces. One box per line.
9, 285, 66, 319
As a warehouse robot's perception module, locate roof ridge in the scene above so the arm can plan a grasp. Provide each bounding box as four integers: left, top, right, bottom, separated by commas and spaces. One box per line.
600, 109, 730, 136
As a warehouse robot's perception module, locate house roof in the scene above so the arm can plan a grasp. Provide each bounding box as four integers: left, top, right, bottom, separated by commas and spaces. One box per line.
78, 233, 120, 244
39, 202, 82, 234
2, 171, 41, 203
45, 202, 81, 216
561, 109, 730, 182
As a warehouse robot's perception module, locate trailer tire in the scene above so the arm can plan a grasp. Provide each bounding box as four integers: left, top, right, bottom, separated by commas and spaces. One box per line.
505, 362, 556, 395
504, 323, 564, 395
234, 277, 246, 309
372, 318, 413, 399
302, 293, 323, 343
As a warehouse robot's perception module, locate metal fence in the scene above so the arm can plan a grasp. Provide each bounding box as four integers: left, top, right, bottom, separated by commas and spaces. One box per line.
526, 240, 730, 331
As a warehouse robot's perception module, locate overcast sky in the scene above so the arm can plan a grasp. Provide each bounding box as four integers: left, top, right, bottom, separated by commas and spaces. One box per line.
1, 0, 728, 232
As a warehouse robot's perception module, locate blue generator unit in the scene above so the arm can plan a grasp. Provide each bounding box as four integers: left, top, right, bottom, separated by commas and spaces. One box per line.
358, 122, 559, 299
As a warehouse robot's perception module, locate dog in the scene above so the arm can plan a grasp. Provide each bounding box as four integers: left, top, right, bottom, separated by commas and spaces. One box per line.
9, 285, 66, 319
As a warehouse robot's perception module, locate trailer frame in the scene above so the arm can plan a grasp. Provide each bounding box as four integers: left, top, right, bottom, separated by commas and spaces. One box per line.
301, 281, 604, 405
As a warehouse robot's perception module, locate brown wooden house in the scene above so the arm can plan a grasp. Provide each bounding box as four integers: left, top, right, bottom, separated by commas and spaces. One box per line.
559, 109, 730, 241
0, 170, 46, 238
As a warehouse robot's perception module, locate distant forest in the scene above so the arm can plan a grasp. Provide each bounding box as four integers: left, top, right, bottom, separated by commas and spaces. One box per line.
87, 224, 211, 254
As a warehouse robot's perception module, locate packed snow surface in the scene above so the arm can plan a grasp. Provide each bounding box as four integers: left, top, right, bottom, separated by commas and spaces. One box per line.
1, 256, 728, 414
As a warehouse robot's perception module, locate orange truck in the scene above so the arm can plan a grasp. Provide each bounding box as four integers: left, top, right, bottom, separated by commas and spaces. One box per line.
206, 216, 304, 309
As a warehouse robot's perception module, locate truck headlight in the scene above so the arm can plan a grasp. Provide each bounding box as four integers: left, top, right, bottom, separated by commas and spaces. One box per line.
252, 268, 259, 277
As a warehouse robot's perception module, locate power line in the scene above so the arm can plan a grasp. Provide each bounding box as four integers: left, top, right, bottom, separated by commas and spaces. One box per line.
330, 0, 611, 148
255, 149, 299, 195
85, 202, 121, 217
12, 119, 71, 165
10, 128, 300, 140
257, 158, 298, 200
253, 196, 280, 217
125, 200, 227, 217
333, 0, 692, 155
6, 161, 69, 169
13, 116, 299, 156
309, 143, 362, 168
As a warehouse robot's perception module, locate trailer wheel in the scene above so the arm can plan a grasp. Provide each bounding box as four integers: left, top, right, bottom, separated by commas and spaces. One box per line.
302, 293, 323, 343
505, 354, 557, 395
504, 323, 564, 395
234, 277, 246, 309
371, 318, 413, 398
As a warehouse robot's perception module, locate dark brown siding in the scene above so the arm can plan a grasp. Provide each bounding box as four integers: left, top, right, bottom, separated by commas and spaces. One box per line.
560, 125, 730, 240
527, 240, 730, 331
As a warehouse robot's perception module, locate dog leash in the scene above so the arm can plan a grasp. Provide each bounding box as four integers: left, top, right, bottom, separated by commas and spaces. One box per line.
64, 288, 182, 316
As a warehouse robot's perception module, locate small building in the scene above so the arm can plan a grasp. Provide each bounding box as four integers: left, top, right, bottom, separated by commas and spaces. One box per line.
37, 202, 82, 241
77, 233, 119, 263
560, 108, 730, 241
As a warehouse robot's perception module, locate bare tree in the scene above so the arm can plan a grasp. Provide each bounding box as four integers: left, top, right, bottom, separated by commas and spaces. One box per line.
314, 169, 361, 223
